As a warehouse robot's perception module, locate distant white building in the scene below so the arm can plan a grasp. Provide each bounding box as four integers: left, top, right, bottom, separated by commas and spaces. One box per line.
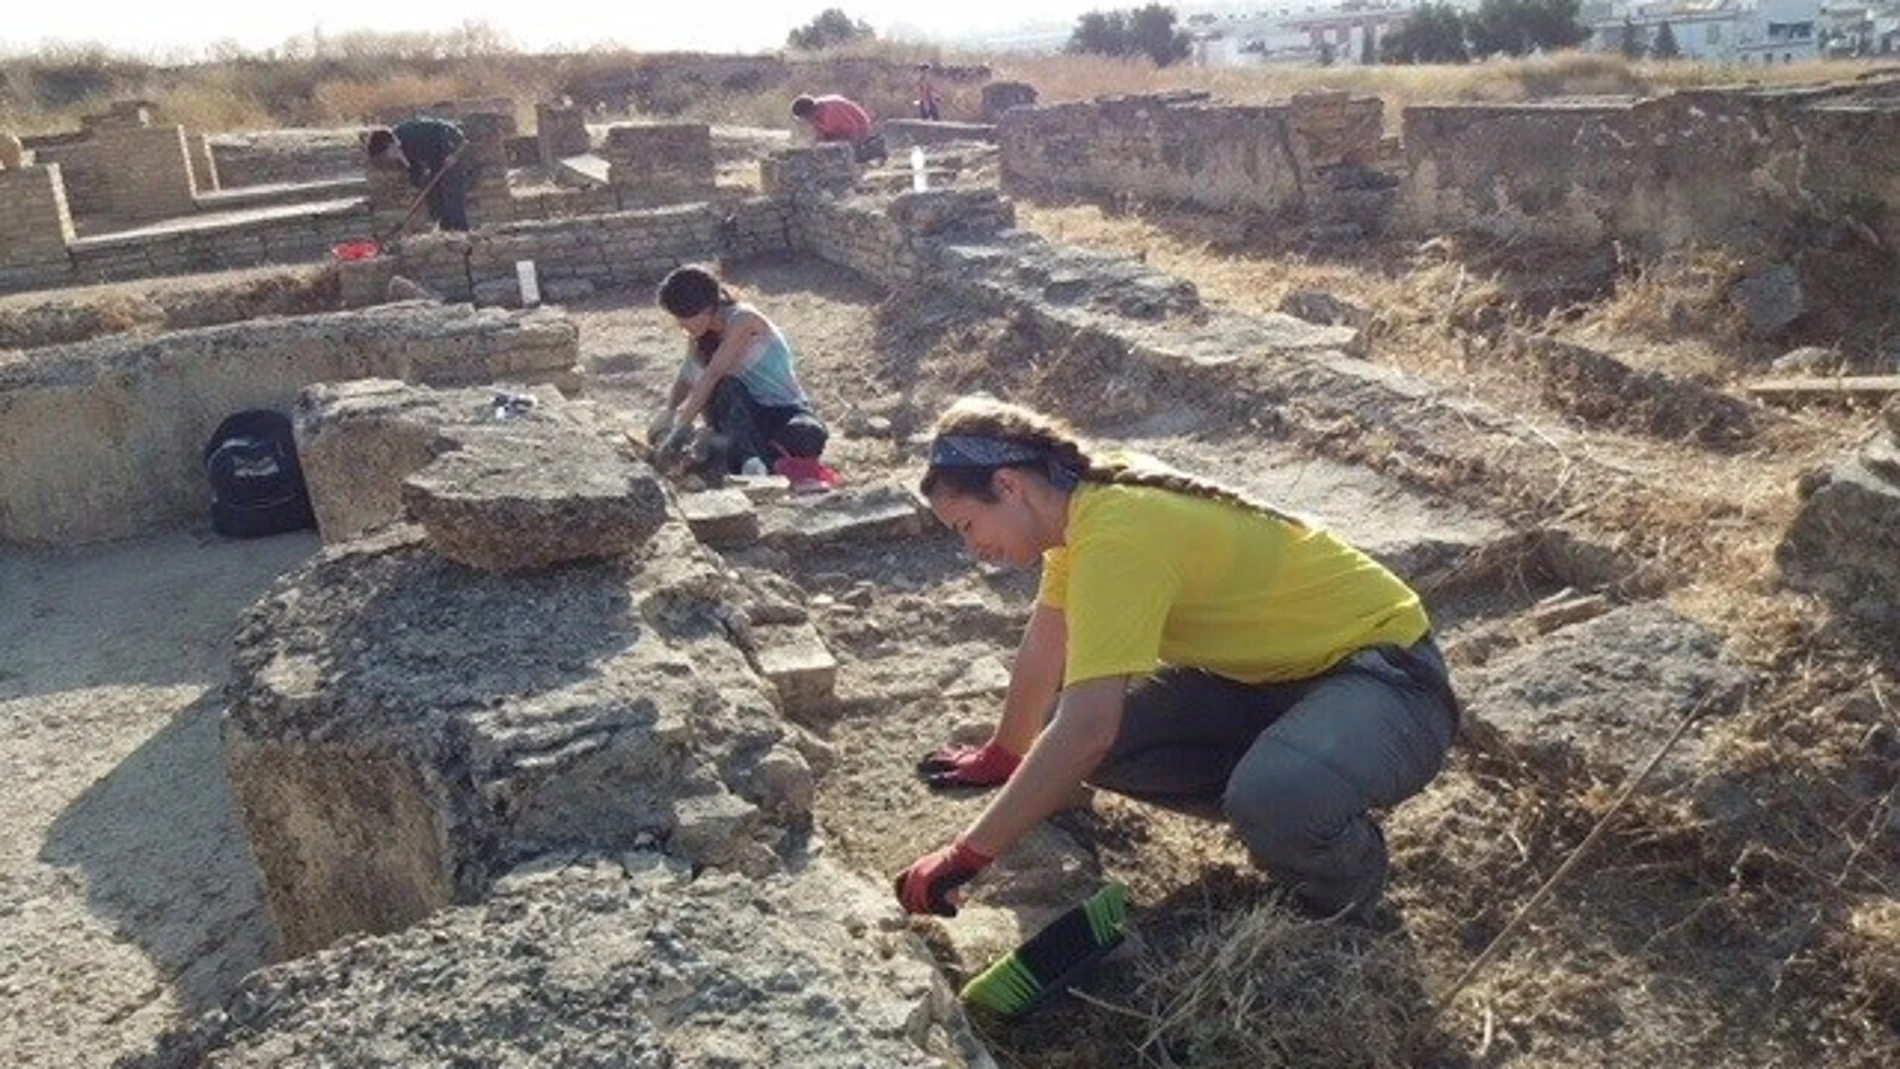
1589, 0, 1825, 62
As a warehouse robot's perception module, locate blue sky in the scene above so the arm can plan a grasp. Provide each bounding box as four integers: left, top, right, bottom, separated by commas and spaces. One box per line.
1, 0, 1100, 58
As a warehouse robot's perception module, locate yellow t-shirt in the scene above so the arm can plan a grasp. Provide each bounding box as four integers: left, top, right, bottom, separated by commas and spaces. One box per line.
1036, 481, 1429, 686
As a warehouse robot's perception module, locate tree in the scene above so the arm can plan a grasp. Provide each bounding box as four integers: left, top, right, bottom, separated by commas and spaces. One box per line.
1618, 18, 1646, 60
1380, 3, 1471, 63
1361, 28, 1378, 65
787, 9, 876, 51
1067, 5, 1193, 67
1651, 20, 1680, 59
1466, 0, 1591, 58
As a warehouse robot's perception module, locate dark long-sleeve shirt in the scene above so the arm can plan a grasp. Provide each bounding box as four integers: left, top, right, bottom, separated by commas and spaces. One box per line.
391, 117, 466, 187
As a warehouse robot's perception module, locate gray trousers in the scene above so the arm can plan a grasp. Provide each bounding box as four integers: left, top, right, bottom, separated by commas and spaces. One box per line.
1085, 638, 1458, 917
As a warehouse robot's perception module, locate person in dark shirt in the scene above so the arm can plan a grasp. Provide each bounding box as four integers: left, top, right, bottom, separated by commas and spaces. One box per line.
365, 117, 470, 232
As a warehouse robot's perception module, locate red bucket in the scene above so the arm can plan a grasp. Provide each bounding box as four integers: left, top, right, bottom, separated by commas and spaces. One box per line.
331, 240, 380, 262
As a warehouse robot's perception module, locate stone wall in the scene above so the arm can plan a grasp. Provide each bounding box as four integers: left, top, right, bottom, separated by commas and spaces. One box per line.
74, 124, 199, 223
188, 133, 220, 192
536, 103, 590, 165
0, 303, 580, 545
0, 165, 76, 292
393, 201, 774, 303
602, 123, 717, 208
64, 198, 374, 286
761, 144, 858, 198
1400, 88, 1900, 257
881, 120, 998, 149
209, 130, 366, 188
999, 90, 1383, 215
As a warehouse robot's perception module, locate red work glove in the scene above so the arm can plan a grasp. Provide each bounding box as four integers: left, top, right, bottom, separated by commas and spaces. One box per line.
916, 740, 1021, 789
894, 838, 993, 917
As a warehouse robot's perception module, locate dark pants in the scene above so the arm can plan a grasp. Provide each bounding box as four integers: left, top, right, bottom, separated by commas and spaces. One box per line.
425, 161, 470, 232
706, 378, 827, 474
1085, 637, 1458, 919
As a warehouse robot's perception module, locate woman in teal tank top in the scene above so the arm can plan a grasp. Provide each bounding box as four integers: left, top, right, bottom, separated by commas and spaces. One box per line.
650, 264, 829, 476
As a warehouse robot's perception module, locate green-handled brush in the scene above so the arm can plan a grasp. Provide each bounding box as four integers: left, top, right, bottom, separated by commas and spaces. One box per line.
960, 882, 1131, 1018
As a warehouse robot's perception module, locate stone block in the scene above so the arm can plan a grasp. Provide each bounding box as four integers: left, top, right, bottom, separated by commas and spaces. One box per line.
761, 484, 927, 549
402, 423, 670, 573
751, 621, 838, 716
680, 488, 761, 549
1459, 603, 1752, 784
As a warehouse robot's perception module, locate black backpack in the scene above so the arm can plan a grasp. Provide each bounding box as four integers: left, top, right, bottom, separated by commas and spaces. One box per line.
202, 409, 316, 538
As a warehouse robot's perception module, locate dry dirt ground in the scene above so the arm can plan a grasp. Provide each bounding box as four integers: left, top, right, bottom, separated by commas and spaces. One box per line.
2, 230, 1896, 1069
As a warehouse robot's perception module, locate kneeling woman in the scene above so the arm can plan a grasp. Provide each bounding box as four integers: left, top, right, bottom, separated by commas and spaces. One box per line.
651, 264, 828, 477
898, 397, 1460, 922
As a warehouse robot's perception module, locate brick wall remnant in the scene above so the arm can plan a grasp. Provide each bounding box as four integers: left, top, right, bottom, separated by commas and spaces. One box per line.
0, 165, 76, 289
460, 110, 515, 226
537, 103, 591, 165
188, 132, 220, 192
761, 144, 857, 198
1399, 87, 1900, 258
393, 201, 783, 304
981, 81, 1039, 122
880, 120, 998, 150
210, 129, 365, 187
999, 91, 1385, 218
602, 123, 717, 208
0, 303, 581, 546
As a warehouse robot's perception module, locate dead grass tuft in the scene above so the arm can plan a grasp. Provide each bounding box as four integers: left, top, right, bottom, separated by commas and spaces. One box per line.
1130, 898, 1431, 1068
1840, 901, 1900, 1031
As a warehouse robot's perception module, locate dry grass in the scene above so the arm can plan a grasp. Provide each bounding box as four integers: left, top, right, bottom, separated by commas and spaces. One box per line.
1129, 902, 1428, 1068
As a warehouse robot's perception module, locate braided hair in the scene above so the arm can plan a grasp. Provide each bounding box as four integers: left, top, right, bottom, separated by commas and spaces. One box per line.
919, 396, 1305, 526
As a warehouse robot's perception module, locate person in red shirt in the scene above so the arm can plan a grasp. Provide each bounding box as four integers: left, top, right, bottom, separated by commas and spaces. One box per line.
791, 94, 886, 162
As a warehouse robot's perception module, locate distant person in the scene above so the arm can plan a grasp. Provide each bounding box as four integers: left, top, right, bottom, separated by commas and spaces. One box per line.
791, 94, 885, 163
365, 116, 470, 232
915, 64, 943, 121
649, 264, 829, 480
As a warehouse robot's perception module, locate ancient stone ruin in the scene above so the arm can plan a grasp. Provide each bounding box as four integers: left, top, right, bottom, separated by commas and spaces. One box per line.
5, 64, 1899, 1069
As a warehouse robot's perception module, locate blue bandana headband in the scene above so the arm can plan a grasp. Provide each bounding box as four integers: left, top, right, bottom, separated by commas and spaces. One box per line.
929, 435, 1081, 491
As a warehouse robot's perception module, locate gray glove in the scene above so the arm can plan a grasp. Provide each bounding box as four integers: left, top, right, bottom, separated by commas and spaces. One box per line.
646, 410, 679, 448
654, 420, 696, 462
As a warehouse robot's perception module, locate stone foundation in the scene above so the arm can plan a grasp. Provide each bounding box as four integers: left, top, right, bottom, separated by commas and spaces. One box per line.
0, 303, 580, 545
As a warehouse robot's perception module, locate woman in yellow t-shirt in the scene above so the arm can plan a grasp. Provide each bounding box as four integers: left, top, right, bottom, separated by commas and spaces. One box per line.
896, 396, 1461, 924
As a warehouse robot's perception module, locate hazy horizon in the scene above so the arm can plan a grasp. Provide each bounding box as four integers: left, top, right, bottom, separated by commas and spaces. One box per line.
0, 1, 1107, 60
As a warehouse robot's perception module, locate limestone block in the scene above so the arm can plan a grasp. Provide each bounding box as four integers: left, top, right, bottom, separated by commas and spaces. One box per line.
751, 621, 838, 717
120, 858, 986, 1069
1777, 423, 1900, 629
223, 511, 800, 955
1459, 603, 1752, 785
679, 488, 760, 549
760, 484, 927, 550
402, 425, 669, 572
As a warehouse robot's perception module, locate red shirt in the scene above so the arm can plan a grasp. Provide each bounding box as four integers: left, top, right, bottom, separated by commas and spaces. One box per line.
807, 96, 872, 142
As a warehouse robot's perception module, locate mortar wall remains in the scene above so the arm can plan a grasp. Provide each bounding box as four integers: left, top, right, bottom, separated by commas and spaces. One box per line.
0, 166, 76, 282
63, 199, 373, 288
188, 133, 220, 192
394, 202, 752, 302
85, 124, 199, 223
602, 123, 717, 208
1400, 90, 1900, 256
461, 111, 515, 225
0, 303, 580, 545
210, 131, 365, 187
999, 92, 1382, 214
761, 145, 857, 198
537, 104, 590, 165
